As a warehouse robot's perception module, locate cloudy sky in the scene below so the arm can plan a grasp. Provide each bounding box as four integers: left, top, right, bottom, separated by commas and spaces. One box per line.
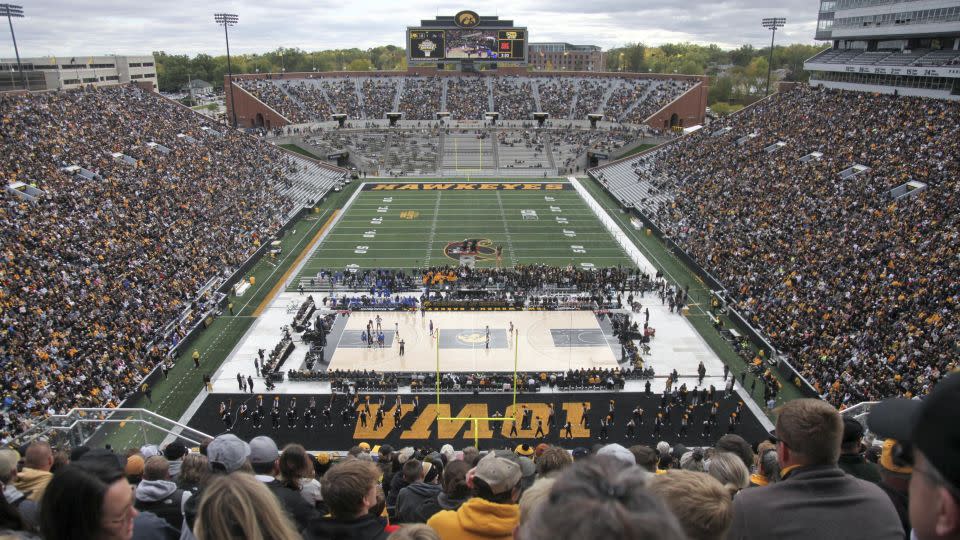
4, 0, 820, 58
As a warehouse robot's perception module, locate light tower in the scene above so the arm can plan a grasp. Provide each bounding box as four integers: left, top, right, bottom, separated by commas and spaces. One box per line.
762, 17, 786, 96
214, 13, 239, 128
0, 4, 26, 90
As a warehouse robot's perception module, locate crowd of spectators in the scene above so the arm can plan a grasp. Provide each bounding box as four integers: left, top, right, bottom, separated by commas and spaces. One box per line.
325, 79, 363, 119
398, 77, 444, 121
0, 85, 306, 441
603, 79, 650, 120
445, 77, 488, 120
570, 79, 608, 120
8, 375, 959, 540
284, 81, 333, 122
624, 79, 695, 124
601, 85, 959, 408
536, 78, 575, 120
361, 79, 400, 121
236, 79, 313, 124
493, 78, 536, 120
240, 75, 697, 127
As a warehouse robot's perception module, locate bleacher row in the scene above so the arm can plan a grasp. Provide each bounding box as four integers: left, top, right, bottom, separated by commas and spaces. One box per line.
238, 75, 695, 125
295, 124, 642, 177
281, 155, 349, 210
808, 47, 960, 67
590, 148, 677, 216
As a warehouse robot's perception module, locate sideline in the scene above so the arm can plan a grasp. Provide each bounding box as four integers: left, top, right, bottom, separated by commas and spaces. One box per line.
253, 210, 339, 317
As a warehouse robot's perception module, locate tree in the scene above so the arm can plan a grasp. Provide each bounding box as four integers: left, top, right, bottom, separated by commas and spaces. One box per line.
708, 75, 734, 104
346, 58, 373, 72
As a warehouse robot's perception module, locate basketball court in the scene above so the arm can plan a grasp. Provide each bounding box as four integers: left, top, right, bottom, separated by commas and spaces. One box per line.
329, 310, 619, 373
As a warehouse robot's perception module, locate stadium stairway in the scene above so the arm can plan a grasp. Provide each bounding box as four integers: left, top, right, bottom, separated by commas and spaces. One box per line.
486, 77, 495, 112
568, 80, 580, 120
532, 80, 543, 112
393, 77, 404, 112
440, 78, 449, 113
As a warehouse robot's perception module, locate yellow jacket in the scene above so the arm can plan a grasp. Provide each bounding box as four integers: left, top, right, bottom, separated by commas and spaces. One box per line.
427, 497, 519, 540
15, 467, 53, 502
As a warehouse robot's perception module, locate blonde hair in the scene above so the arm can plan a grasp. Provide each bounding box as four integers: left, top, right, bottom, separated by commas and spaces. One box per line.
194, 472, 301, 540
705, 452, 749, 491
388, 523, 440, 540
648, 470, 735, 540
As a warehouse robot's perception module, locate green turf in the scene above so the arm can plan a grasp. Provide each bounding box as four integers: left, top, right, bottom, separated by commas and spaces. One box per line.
291, 180, 636, 285
577, 175, 802, 410
279, 143, 324, 161
618, 143, 658, 158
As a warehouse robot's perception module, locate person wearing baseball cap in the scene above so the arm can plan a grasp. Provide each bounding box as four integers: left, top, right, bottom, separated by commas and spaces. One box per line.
249, 436, 319, 531
875, 438, 913, 539
869, 373, 960, 540
838, 416, 881, 483
427, 453, 522, 540
181, 433, 252, 537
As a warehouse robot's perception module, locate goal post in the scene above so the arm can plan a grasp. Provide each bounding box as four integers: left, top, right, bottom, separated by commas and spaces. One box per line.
435, 328, 519, 448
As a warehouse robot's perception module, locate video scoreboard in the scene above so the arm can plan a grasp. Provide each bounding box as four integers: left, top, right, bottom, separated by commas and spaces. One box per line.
407, 11, 527, 64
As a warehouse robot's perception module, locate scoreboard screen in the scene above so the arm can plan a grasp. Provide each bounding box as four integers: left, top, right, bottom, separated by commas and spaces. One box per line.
409, 30, 445, 60
408, 27, 527, 63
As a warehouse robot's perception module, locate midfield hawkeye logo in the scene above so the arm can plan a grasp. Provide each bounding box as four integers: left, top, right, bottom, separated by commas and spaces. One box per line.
443, 238, 497, 261
400, 211, 419, 220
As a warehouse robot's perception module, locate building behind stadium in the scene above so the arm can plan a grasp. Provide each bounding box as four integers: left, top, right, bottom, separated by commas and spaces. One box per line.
805, 0, 960, 99
0, 54, 157, 92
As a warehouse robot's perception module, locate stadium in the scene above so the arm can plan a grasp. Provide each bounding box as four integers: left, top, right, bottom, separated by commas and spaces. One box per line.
0, 3, 958, 540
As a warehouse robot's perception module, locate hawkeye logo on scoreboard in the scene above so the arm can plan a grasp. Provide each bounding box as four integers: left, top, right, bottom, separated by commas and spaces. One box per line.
455, 10, 480, 28
364, 183, 571, 191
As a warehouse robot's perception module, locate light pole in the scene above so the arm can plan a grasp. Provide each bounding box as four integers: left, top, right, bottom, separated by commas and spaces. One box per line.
0, 4, 25, 90
762, 17, 786, 96
214, 12, 239, 128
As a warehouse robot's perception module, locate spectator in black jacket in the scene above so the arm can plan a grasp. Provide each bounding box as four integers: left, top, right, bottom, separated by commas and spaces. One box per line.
249, 436, 320, 532
396, 458, 443, 523
304, 459, 389, 540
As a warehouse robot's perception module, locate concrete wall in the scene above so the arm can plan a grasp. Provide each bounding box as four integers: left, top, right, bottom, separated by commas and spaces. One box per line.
644, 80, 709, 131
226, 80, 291, 129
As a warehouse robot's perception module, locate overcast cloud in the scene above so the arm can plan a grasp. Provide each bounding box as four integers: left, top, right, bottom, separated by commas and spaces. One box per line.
3, 0, 819, 58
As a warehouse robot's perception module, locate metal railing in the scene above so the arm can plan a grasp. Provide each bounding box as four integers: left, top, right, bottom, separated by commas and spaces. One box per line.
12, 408, 212, 451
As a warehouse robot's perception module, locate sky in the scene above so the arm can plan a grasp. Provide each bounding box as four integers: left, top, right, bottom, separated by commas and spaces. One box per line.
3, 0, 821, 59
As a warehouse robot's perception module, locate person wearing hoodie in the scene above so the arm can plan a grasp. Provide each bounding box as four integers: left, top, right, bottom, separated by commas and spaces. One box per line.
396, 458, 443, 523
417, 460, 470, 523
387, 447, 415, 516
427, 453, 521, 540
303, 459, 389, 540
14, 442, 54, 503
134, 456, 191, 534
162, 442, 187, 483
0, 449, 37, 531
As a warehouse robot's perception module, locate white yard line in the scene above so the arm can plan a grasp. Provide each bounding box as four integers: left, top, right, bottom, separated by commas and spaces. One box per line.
495, 190, 518, 265
424, 190, 442, 267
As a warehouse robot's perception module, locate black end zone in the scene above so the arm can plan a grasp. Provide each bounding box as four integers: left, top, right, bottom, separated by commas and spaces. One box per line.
187, 391, 768, 451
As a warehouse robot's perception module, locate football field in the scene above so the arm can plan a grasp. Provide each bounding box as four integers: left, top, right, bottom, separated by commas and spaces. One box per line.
291, 180, 635, 284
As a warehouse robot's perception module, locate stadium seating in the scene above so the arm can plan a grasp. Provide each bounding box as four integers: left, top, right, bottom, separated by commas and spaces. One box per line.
0, 85, 344, 439
239, 74, 696, 124
591, 85, 960, 407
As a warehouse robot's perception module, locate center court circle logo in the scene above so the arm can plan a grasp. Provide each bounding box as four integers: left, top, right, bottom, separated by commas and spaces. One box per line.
457, 332, 487, 345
